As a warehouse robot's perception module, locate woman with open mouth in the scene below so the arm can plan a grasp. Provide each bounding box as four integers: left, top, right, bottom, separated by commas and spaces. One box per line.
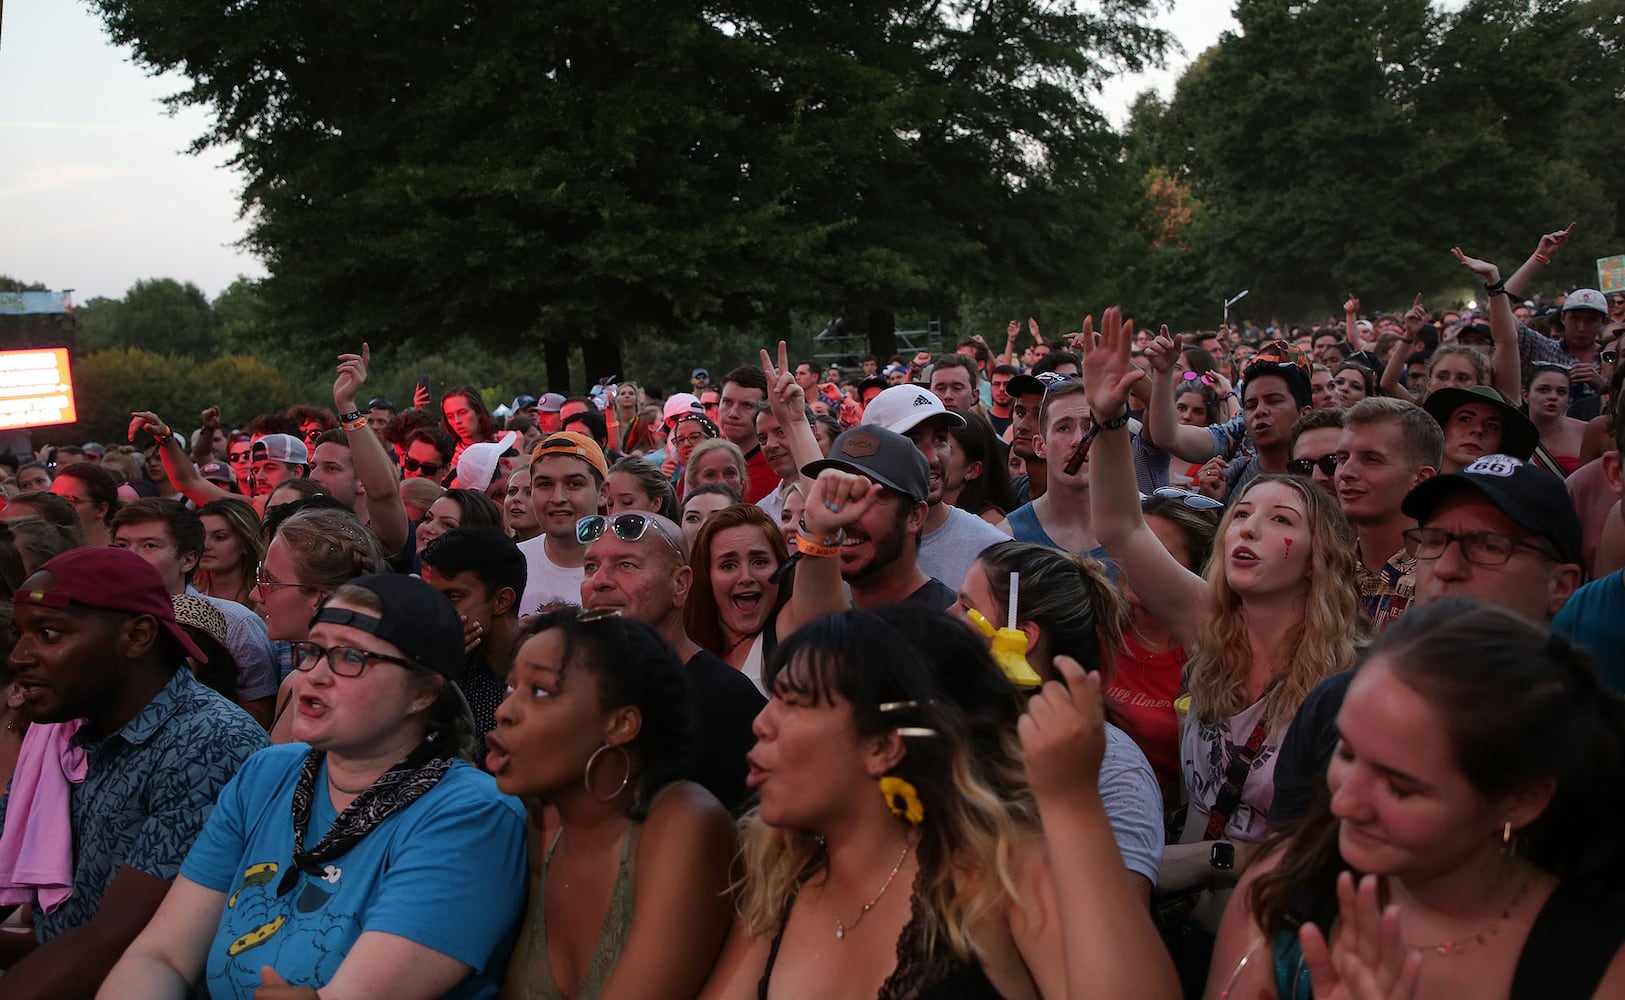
685, 504, 794, 693
487, 608, 735, 999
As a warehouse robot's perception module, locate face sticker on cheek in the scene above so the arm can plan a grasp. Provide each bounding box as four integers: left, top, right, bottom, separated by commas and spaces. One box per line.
1284, 538, 1292, 556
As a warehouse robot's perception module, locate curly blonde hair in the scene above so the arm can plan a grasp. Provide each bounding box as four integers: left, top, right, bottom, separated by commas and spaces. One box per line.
1187, 475, 1365, 729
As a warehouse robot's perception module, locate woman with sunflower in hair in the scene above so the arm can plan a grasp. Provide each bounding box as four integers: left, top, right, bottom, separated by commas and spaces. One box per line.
700, 608, 1176, 999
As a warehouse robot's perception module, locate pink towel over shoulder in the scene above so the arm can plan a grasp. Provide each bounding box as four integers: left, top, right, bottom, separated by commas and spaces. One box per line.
0, 720, 87, 915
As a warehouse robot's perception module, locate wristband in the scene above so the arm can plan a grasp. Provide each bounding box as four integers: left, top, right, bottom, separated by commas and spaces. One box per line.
1091, 409, 1131, 432
338, 409, 365, 425
1484, 279, 1506, 294
1224, 390, 1239, 400
797, 516, 843, 548
1533, 253, 1551, 265
795, 534, 841, 559
343, 416, 369, 432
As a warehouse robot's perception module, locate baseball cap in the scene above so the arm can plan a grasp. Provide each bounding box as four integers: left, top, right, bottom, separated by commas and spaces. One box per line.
171, 594, 229, 650
802, 426, 929, 503
1006, 370, 1074, 400
511, 394, 539, 412
310, 574, 463, 678
20, 548, 206, 662
1563, 288, 1608, 314
662, 392, 705, 428
537, 392, 566, 414
883, 363, 908, 378
366, 397, 396, 412
81, 443, 105, 458
859, 384, 966, 438
252, 433, 309, 466
857, 375, 888, 396
197, 461, 238, 489
1422, 385, 1539, 460
691, 367, 710, 380
530, 431, 610, 482
1401, 454, 1582, 565
455, 431, 519, 491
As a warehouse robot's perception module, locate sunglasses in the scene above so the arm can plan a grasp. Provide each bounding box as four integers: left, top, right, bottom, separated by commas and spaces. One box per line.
402, 457, 444, 476
228, 450, 252, 462
575, 513, 683, 555
1138, 486, 1225, 510
1181, 371, 1219, 385
1287, 454, 1339, 477
1604, 350, 1619, 366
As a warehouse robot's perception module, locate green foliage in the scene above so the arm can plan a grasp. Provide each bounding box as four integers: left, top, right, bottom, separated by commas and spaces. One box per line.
75, 278, 217, 357
0, 277, 48, 293
87, 0, 1168, 369
54, 348, 302, 444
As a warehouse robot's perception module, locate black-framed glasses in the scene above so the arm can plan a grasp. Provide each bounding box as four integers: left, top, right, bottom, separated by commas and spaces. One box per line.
1287, 454, 1339, 477
1138, 486, 1225, 510
576, 513, 683, 555
1403, 527, 1559, 567
254, 564, 307, 592
402, 457, 444, 476
290, 640, 416, 678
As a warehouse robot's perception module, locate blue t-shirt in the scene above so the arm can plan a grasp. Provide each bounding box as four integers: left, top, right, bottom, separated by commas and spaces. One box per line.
1553, 570, 1625, 693
181, 743, 527, 998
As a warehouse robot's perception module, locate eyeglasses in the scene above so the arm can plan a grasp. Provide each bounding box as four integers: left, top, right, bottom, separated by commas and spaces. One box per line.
1138, 486, 1225, 510
255, 564, 308, 592
1287, 454, 1339, 477
1604, 350, 1618, 366
229, 450, 252, 462
290, 640, 415, 678
402, 457, 444, 476
1403, 527, 1559, 567
1182, 371, 1219, 385
576, 513, 683, 555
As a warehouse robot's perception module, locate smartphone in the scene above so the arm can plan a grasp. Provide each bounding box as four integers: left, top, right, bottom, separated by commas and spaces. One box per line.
416, 373, 433, 401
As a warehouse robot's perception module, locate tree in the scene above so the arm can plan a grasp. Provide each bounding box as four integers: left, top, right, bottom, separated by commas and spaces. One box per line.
75, 278, 217, 357
89, 0, 1167, 375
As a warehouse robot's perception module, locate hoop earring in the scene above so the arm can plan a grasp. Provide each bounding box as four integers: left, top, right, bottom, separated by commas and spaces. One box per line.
583, 744, 631, 801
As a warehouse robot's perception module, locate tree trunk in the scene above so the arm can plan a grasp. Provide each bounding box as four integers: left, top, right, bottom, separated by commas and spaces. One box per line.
581, 335, 624, 390
866, 308, 897, 361
543, 337, 571, 395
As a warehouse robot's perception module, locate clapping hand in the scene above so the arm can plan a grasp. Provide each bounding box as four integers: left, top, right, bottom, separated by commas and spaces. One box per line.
1299, 872, 1423, 1000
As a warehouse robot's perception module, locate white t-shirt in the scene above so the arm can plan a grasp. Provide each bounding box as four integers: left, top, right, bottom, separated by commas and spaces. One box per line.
1181, 690, 1282, 843
918, 505, 1009, 593
516, 535, 586, 615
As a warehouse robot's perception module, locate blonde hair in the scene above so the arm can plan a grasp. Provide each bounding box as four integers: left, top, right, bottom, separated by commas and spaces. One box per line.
277, 508, 390, 591
972, 541, 1127, 677
1187, 475, 1365, 728
684, 438, 748, 492
1423, 345, 1492, 399
734, 610, 1032, 962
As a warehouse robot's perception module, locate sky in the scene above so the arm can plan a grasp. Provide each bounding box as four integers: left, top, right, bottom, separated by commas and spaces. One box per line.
0, 1, 1238, 303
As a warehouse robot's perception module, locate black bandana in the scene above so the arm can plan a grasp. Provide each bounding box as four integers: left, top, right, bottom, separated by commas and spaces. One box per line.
277, 738, 455, 896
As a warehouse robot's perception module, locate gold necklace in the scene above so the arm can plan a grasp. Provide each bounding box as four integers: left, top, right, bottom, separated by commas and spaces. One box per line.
1404, 870, 1533, 957
833, 841, 911, 941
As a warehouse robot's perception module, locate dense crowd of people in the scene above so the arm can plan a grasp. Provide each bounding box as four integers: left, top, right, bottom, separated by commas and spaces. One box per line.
0, 222, 1620, 997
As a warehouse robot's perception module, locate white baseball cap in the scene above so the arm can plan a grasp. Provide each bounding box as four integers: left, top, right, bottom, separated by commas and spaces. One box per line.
1564, 288, 1609, 314
859, 384, 966, 437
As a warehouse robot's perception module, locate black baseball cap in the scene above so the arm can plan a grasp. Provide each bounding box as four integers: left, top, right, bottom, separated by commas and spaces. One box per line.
366, 397, 396, 412
1401, 454, 1583, 565
309, 574, 464, 678
802, 426, 929, 504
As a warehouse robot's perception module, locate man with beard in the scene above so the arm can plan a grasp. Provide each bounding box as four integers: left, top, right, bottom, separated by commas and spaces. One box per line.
0, 548, 267, 994
860, 385, 1007, 592
800, 425, 953, 609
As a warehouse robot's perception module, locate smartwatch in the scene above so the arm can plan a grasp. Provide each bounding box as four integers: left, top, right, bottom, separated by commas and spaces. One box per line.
1209, 841, 1235, 872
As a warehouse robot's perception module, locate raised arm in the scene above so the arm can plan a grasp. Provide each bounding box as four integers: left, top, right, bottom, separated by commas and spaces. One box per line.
1378, 295, 1424, 404
762, 343, 823, 486
1343, 294, 1367, 351
775, 469, 867, 636
190, 407, 221, 464
129, 412, 232, 507
1083, 309, 1209, 648
1014, 656, 1180, 1000
1453, 248, 1524, 401
996, 320, 1021, 368
1143, 331, 1219, 461
1503, 222, 1576, 298
333, 344, 409, 553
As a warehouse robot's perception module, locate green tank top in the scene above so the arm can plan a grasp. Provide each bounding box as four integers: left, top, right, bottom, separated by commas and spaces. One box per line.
504, 819, 642, 1000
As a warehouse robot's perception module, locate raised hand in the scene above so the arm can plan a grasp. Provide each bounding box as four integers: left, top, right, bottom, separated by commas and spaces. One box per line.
334, 343, 371, 411
1144, 327, 1183, 374
1078, 308, 1144, 417
801, 468, 880, 539
1018, 654, 1106, 800
1028, 316, 1043, 342
412, 379, 432, 411
128, 410, 171, 443
1535, 222, 1577, 260
1007, 319, 1021, 344
760, 341, 807, 425
200, 405, 222, 429
1451, 248, 1501, 284
1403, 294, 1428, 336
1344, 294, 1360, 316
1299, 872, 1423, 1000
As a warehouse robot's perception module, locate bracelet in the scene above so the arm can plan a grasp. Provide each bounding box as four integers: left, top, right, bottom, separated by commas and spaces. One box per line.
1486, 287, 1508, 298
343, 416, 369, 432
1484, 279, 1506, 294
1223, 390, 1239, 400
795, 534, 841, 559
797, 516, 843, 548
337, 409, 365, 425
1533, 253, 1551, 265
1091, 409, 1131, 432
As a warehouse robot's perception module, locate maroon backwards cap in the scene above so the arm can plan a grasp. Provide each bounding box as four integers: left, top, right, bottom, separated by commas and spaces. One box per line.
20, 547, 207, 662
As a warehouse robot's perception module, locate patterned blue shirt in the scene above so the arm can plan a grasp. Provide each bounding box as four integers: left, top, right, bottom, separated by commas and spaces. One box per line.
0, 669, 269, 941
